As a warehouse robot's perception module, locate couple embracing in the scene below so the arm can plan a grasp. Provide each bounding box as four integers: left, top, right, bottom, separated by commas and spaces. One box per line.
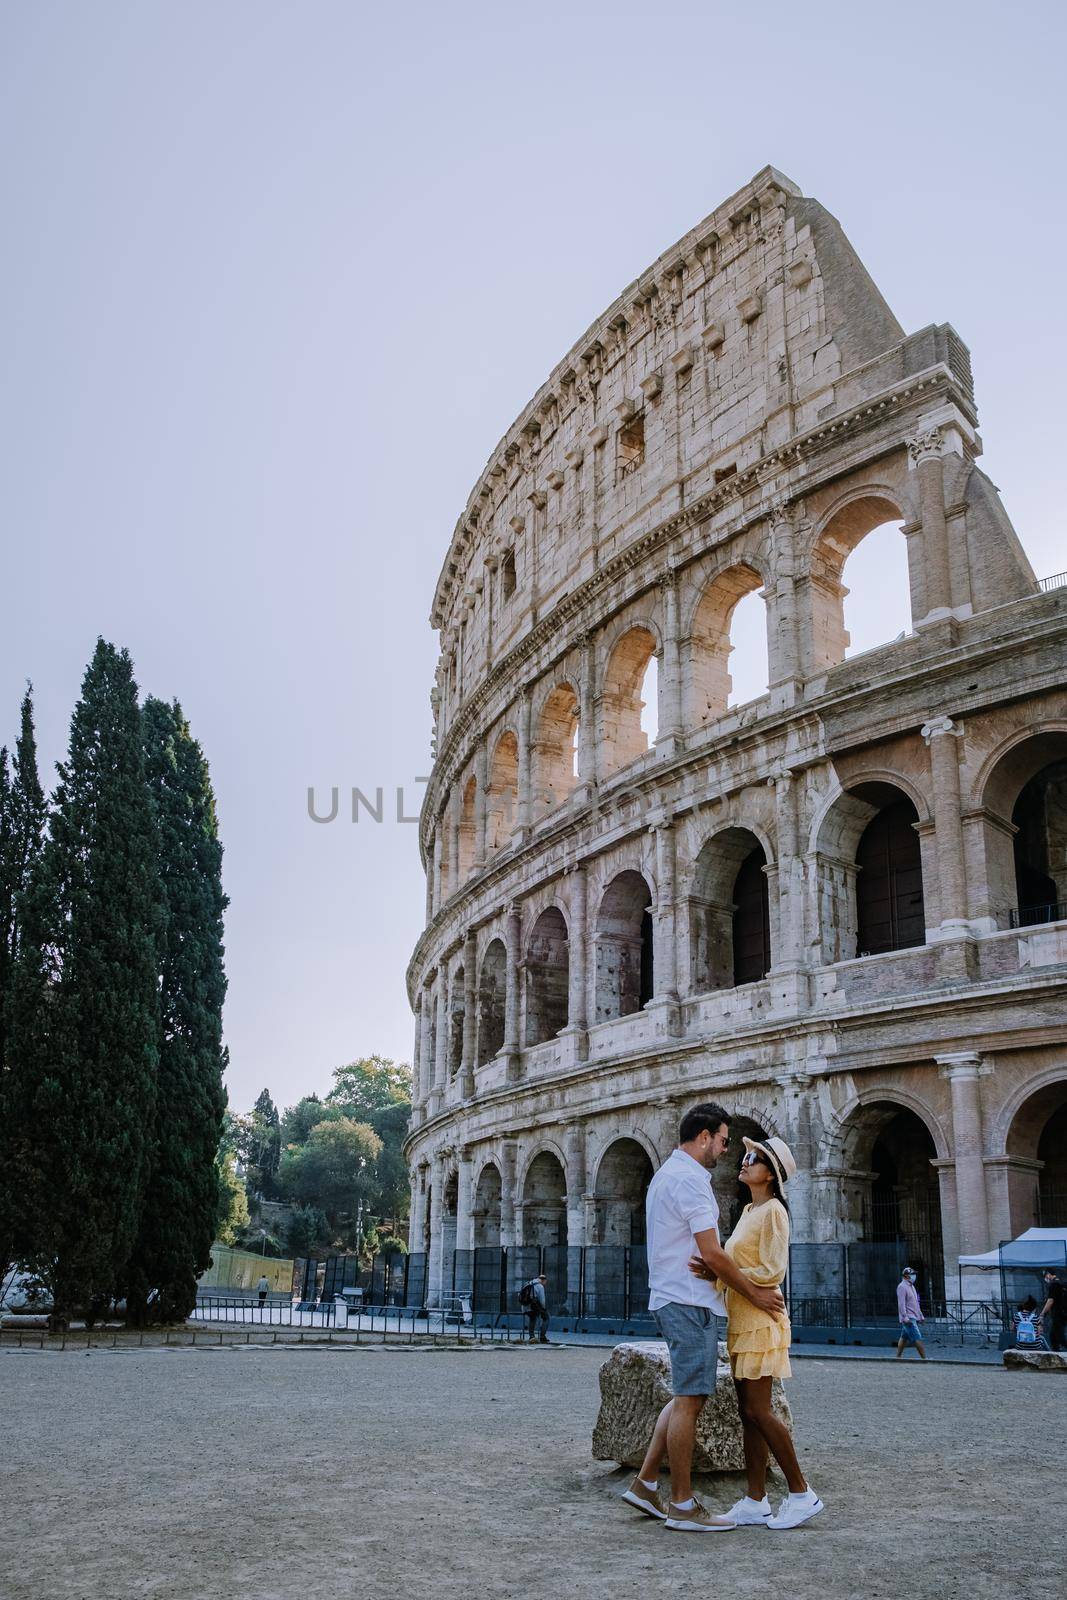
622, 1102, 823, 1533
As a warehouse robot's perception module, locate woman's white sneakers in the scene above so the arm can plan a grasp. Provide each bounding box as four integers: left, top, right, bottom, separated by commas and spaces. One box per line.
766, 1489, 824, 1530
725, 1495, 773, 1525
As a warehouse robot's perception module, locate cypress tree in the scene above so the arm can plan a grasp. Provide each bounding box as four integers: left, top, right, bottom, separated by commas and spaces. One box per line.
124, 697, 228, 1324
0, 688, 48, 1277
9, 641, 159, 1324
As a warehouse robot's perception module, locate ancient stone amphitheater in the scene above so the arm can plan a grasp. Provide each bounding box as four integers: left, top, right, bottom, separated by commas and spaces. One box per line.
405, 166, 1067, 1319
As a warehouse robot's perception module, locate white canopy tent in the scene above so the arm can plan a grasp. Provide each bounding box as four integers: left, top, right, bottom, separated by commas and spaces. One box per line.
958, 1226, 1067, 1269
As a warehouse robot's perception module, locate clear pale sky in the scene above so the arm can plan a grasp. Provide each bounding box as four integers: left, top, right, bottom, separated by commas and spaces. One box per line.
2, 2, 1064, 1116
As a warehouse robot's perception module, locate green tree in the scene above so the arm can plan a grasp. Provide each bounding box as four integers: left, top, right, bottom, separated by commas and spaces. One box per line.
278, 1116, 382, 1248
9, 641, 160, 1325
242, 1088, 281, 1197
0, 687, 47, 1277
326, 1055, 411, 1119
215, 1149, 249, 1245
285, 1203, 330, 1257
280, 1094, 339, 1148
369, 1100, 412, 1230
123, 699, 228, 1325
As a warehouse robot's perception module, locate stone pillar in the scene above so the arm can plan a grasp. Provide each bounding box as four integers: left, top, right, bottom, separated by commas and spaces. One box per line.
515, 691, 533, 837
577, 633, 599, 796
931, 1158, 961, 1294
448, 790, 461, 898
921, 715, 968, 930
771, 768, 803, 971
431, 966, 448, 1111
503, 902, 522, 1066
656, 571, 683, 752
652, 817, 679, 1003
460, 932, 477, 1099
566, 864, 589, 1050
454, 1146, 474, 1294
766, 503, 802, 700
473, 743, 488, 870
938, 1053, 992, 1259
908, 428, 952, 623
424, 831, 435, 924
499, 1141, 518, 1248
409, 997, 423, 1124
419, 981, 435, 1108
427, 1152, 446, 1306
564, 1122, 587, 1248
407, 1163, 426, 1253
431, 828, 442, 918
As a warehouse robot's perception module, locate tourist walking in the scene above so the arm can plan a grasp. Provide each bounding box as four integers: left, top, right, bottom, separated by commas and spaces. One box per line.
689, 1134, 824, 1531
621, 1103, 785, 1533
895, 1266, 927, 1361
1039, 1268, 1067, 1351
256, 1273, 270, 1309
519, 1273, 550, 1343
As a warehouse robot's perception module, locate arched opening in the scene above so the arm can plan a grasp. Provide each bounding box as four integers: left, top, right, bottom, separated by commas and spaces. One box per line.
521, 1151, 567, 1247
841, 519, 910, 658
486, 730, 518, 854
533, 684, 580, 816
810, 496, 911, 672
472, 1163, 502, 1248
1005, 1079, 1067, 1234
639, 654, 658, 746
447, 965, 465, 1078
600, 626, 657, 777
595, 870, 654, 1022
814, 781, 926, 963
525, 906, 569, 1046
593, 1138, 654, 1246
457, 775, 477, 882
688, 828, 771, 992
711, 1113, 770, 1238
856, 798, 926, 956
838, 1101, 945, 1308
686, 564, 766, 728
977, 733, 1067, 928
477, 939, 506, 1065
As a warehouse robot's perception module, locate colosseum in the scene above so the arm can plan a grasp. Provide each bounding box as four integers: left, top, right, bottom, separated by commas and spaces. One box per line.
404, 166, 1067, 1327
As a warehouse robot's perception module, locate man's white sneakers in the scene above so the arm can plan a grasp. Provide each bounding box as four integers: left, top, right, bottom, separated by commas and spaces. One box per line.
725, 1494, 773, 1525
766, 1489, 824, 1530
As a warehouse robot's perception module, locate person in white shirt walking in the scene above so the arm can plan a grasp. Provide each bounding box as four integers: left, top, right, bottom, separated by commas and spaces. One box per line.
621, 1103, 786, 1533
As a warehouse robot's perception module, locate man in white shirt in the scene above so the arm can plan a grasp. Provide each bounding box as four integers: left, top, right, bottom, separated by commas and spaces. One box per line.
622, 1102, 786, 1533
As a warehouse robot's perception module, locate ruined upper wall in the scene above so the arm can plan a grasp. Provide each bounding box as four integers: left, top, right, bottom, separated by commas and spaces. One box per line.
429, 167, 979, 708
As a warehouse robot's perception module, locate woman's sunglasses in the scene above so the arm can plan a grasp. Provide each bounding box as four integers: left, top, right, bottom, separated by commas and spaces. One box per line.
741, 1150, 769, 1168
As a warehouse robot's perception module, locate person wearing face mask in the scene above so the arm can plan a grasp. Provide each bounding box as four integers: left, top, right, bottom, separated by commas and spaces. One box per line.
689, 1134, 824, 1532
895, 1267, 928, 1361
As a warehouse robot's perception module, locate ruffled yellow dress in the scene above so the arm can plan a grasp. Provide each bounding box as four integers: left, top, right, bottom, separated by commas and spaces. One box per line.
718, 1198, 792, 1380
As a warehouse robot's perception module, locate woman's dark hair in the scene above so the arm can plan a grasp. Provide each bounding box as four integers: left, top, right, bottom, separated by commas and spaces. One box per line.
1019, 1295, 1038, 1312
679, 1103, 730, 1144
737, 1145, 790, 1217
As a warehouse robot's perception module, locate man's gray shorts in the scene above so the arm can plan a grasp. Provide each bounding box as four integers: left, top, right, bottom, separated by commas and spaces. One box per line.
654, 1303, 719, 1397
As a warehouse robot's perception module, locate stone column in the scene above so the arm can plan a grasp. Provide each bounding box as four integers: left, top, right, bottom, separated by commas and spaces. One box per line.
931, 1158, 961, 1293
454, 1146, 474, 1294
938, 1052, 992, 1258
656, 571, 684, 753
566, 864, 589, 1050
564, 1122, 587, 1248
473, 743, 488, 870
424, 830, 435, 923
921, 716, 968, 930
410, 997, 423, 1124
652, 817, 679, 1001
448, 790, 461, 898
515, 691, 533, 837
427, 1152, 446, 1306
407, 1163, 426, 1253
431, 828, 443, 918
503, 902, 522, 1065
577, 633, 599, 796
431, 966, 448, 1113
460, 931, 477, 1098
771, 768, 803, 970
908, 428, 952, 622
766, 502, 802, 699
499, 1141, 518, 1248
419, 981, 435, 1108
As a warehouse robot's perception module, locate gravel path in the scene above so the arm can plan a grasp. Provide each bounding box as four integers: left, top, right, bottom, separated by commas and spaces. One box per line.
2, 1343, 1063, 1599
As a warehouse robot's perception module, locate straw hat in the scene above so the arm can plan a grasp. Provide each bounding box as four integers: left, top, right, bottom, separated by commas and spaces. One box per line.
742, 1134, 797, 1188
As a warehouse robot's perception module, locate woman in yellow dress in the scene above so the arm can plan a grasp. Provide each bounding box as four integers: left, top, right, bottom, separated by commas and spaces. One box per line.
691, 1134, 824, 1531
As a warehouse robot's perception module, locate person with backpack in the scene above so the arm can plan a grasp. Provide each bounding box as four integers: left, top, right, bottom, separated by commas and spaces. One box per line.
1039, 1269, 1067, 1351
1013, 1296, 1048, 1349
519, 1273, 550, 1343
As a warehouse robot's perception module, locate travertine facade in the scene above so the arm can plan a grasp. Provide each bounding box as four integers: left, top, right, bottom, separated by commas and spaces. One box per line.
405, 167, 1067, 1304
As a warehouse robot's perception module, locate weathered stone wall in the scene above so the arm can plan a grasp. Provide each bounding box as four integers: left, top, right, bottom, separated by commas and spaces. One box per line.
405, 167, 1067, 1306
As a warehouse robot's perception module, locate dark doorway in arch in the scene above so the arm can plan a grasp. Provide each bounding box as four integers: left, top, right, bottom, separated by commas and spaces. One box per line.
525, 907, 569, 1046
472, 1163, 502, 1248
866, 1109, 944, 1303
639, 905, 654, 1007
477, 940, 506, 1065
1012, 759, 1067, 925
595, 870, 654, 1021
522, 1151, 567, 1247
447, 967, 465, 1077
594, 1139, 654, 1246
1038, 1101, 1067, 1226
732, 847, 771, 985
856, 799, 925, 954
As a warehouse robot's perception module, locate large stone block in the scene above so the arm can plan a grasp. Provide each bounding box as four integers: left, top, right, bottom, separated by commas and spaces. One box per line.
1003, 1349, 1067, 1373
591, 1339, 793, 1472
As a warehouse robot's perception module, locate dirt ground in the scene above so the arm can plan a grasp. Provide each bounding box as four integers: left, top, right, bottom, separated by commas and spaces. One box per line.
2, 1342, 1064, 1600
